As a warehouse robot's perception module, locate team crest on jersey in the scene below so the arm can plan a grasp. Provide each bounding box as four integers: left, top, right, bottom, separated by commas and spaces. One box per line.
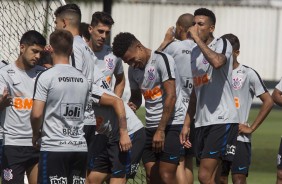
106, 58, 114, 70
202, 58, 209, 64
3, 169, 13, 181
147, 68, 155, 81
232, 77, 243, 90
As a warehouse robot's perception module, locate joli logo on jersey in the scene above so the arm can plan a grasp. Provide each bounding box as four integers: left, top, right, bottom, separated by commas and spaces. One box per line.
61, 103, 82, 120
49, 176, 67, 184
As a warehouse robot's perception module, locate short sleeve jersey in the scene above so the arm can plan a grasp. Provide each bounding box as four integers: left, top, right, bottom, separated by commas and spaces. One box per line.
33, 64, 88, 152
0, 63, 45, 146
232, 64, 268, 142
94, 45, 124, 86
91, 86, 143, 140
0, 60, 9, 140
276, 78, 282, 91
128, 51, 185, 128
163, 39, 196, 110
191, 38, 239, 128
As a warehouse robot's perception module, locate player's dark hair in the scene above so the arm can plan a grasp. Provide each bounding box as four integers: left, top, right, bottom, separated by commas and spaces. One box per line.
221, 33, 240, 51
194, 8, 216, 25
90, 11, 114, 27
54, 4, 81, 27
50, 30, 73, 56
79, 22, 90, 41
20, 30, 46, 46
112, 32, 138, 58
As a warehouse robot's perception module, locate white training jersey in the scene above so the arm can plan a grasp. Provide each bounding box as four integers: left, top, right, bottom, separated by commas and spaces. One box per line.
0, 63, 45, 146
91, 85, 143, 140
128, 51, 185, 128
276, 78, 282, 91
191, 37, 239, 128
94, 45, 124, 86
163, 39, 196, 111
232, 64, 268, 142
0, 60, 9, 140
33, 64, 88, 152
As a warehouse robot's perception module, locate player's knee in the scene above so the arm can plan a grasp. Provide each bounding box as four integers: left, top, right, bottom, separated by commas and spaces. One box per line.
232, 174, 247, 184
198, 171, 212, 184
159, 171, 175, 184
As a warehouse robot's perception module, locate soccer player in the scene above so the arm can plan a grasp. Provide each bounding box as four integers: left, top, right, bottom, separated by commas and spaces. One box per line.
89, 12, 125, 97
272, 78, 282, 184
0, 30, 46, 184
180, 8, 239, 184
79, 22, 91, 44
219, 34, 273, 184
31, 29, 88, 184
158, 13, 196, 184
112, 32, 185, 184
87, 86, 144, 184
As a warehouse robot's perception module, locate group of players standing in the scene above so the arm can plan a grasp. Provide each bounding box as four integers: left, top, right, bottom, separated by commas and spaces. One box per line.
0, 3, 281, 184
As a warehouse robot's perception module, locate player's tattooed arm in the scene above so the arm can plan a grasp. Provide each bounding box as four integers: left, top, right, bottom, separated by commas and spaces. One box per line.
188, 26, 226, 69
128, 89, 142, 113
272, 87, 282, 107
31, 100, 45, 149
153, 79, 176, 153
99, 93, 132, 152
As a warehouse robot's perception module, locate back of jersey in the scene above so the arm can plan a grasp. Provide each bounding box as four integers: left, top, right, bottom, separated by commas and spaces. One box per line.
33, 64, 88, 152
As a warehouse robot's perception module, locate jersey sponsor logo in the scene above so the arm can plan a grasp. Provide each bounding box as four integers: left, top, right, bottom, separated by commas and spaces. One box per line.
182, 50, 191, 54
3, 168, 13, 181
234, 97, 240, 109
105, 57, 114, 70
13, 97, 33, 110
202, 58, 209, 64
193, 74, 209, 87
59, 140, 86, 146
73, 176, 85, 184
142, 86, 162, 100
106, 76, 112, 85
58, 77, 84, 83
225, 144, 236, 155
147, 68, 155, 81
184, 78, 193, 89
232, 77, 243, 90
61, 103, 83, 120
63, 126, 80, 136
99, 80, 110, 90
49, 176, 67, 184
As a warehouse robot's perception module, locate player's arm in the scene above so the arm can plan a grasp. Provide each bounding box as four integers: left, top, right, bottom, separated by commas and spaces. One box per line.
157, 26, 175, 51
113, 72, 125, 98
30, 100, 45, 149
180, 88, 197, 148
153, 79, 176, 153
128, 89, 142, 113
0, 88, 12, 110
189, 26, 227, 69
239, 92, 273, 134
272, 87, 282, 107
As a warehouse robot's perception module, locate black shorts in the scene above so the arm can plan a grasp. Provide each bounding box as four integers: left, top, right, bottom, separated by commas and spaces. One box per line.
92, 128, 146, 179
221, 141, 251, 176
180, 119, 195, 157
142, 125, 182, 165
277, 138, 282, 169
0, 139, 3, 171
38, 151, 87, 184
2, 145, 39, 184
194, 123, 238, 161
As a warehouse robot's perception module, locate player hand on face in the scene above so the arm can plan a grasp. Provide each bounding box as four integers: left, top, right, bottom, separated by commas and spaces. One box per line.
0, 87, 12, 110
119, 129, 132, 152
188, 26, 199, 41
152, 129, 165, 153
238, 123, 254, 134
180, 125, 192, 148
164, 26, 175, 43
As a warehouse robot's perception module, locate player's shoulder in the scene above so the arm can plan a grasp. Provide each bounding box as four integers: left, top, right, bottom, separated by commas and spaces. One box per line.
162, 39, 180, 51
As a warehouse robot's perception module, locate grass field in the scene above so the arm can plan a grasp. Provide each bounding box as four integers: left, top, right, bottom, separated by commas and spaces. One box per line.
131, 107, 282, 184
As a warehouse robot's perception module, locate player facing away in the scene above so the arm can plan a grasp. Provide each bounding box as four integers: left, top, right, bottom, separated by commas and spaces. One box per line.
31, 29, 89, 184
180, 8, 239, 184
89, 12, 125, 98
158, 13, 196, 184
87, 86, 145, 184
272, 78, 282, 184
0, 30, 46, 184
113, 32, 185, 184
219, 34, 273, 184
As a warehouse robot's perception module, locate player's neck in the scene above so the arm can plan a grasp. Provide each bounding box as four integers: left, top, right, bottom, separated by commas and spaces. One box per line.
233, 60, 240, 69
52, 55, 70, 65
205, 36, 214, 46
67, 28, 79, 37
92, 43, 103, 52
15, 58, 32, 71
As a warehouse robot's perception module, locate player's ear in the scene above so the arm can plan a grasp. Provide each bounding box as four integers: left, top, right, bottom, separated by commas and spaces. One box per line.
62, 18, 67, 29
209, 24, 215, 33
19, 44, 26, 54
88, 25, 93, 33
234, 50, 240, 57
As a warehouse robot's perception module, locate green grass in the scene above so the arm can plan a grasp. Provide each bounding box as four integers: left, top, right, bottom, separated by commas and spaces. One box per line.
132, 107, 282, 184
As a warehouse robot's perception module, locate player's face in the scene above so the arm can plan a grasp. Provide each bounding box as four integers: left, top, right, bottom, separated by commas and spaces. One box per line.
89, 23, 111, 48
54, 17, 65, 30
21, 44, 44, 69
122, 45, 147, 69
193, 15, 214, 42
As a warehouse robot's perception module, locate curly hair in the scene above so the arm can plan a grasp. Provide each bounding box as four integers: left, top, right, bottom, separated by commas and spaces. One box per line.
112, 32, 138, 58
194, 8, 216, 25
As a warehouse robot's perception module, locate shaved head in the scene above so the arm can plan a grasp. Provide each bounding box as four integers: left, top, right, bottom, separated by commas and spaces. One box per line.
176, 13, 194, 32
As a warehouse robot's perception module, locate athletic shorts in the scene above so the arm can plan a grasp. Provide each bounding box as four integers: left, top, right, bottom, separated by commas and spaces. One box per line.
194, 123, 238, 162
221, 141, 251, 176
38, 151, 87, 184
142, 125, 182, 165
180, 119, 195, 157
2, 145, 39, 184
277, 138, 282, 169
0, 139, 3, 171
92, 128, 146, 179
